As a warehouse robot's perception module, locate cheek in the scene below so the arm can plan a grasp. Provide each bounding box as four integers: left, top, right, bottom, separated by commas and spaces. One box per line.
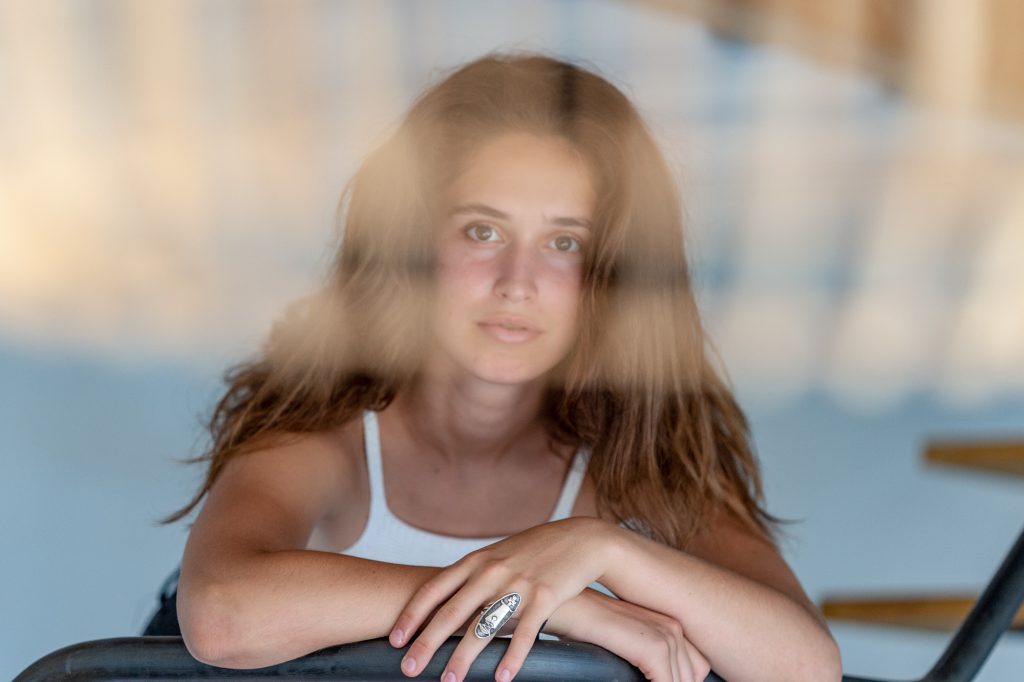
430, 257, 486, 334
538, 267, 584, 339
435, 249, 493, 292
543, 259, 584, 302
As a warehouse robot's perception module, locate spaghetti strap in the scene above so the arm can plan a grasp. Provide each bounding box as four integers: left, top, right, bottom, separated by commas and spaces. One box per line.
343, 411, 595, 573
548, 446, 589, 521
361, 409, 587, 526
361, 410, 388, 519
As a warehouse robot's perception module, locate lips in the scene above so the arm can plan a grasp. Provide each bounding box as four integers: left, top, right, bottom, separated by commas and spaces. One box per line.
477, 315, 541, 333
477, 315, 542, 343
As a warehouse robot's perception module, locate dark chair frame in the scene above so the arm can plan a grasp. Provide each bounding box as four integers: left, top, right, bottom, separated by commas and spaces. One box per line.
15, 523, 1024, 681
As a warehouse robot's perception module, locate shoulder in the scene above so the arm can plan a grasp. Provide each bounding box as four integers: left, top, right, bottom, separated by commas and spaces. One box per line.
200, 417, 365, 540
233, 420, 358, 482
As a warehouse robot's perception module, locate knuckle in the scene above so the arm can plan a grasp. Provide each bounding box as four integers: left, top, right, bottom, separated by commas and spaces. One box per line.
436, 602, 464, 624
479, 559, 511, 582
452, 551, 478, 570
531, 581, 556, 604
418, 579, 445, 603
655, 622, 674, 642
510, 641, 532, 661
408, 638, 435, 658
509, 631, 535, 655
666, 618, 685, 639
447, 653, 474, 672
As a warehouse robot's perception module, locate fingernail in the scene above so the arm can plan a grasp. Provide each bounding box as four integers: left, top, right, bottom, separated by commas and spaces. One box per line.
402, 656, 417, 674
499, 669, 511, 682
391, 628, 405, 645
443, 671, 456, 682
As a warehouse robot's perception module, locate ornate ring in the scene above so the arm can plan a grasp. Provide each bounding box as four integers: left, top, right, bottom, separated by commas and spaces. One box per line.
474, 592, 522, 639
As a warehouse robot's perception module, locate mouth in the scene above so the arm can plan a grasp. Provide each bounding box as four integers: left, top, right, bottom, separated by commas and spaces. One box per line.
477, 316, 542, 343
477, 316, 541, 333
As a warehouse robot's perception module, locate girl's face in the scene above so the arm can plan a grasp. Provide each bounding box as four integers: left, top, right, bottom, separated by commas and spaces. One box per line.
428, 133, 596, 386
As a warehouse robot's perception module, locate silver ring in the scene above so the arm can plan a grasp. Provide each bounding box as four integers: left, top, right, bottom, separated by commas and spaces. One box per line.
474, 592, 522, 638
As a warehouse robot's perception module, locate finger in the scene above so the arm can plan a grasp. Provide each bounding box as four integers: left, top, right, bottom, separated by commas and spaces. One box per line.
680, 638, 711, 682
640, 644, 677, 682
666, 628, 682, 682
674, 635, 693, 682
442, 591, 530, 682
439, 615, 505, 682
391, 559, 476, 648
635, 625, 678, 682
492, 606, 549, 682
402, 578, 517, 677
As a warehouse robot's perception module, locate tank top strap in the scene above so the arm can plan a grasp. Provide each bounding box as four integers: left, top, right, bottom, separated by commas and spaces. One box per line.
363, 409, 588, 523
548, 445, 590, 521
361, 410, 389, 519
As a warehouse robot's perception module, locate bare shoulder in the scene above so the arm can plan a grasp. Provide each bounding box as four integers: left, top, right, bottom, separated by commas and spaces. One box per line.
185, 418, 363, 554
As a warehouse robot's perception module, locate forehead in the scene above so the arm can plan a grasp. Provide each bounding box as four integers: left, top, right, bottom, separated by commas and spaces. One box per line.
441, 133, 596, 214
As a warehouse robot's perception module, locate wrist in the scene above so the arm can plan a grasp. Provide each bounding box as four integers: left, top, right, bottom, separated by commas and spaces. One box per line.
594, 518, 631, 585
543, 588, 599, 640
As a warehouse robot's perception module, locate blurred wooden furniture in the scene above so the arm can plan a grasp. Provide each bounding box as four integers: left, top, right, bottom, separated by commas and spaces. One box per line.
823, 593, 1024, 632
925, 440, 1024, 479
821, 438, 1024, 632
637, 0, 1024, 122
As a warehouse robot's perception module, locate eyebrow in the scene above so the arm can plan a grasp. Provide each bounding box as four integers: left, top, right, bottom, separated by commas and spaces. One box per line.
448, 203, 592, 230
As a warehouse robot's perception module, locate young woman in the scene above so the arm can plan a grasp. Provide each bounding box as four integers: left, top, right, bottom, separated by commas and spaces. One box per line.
166, 53, 842, 682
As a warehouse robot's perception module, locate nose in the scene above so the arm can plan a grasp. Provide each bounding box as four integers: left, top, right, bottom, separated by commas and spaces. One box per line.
492, 241, 537, 303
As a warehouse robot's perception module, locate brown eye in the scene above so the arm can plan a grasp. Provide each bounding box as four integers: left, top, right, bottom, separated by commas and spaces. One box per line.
467, 224, 498, 242
551, 235, 581, 253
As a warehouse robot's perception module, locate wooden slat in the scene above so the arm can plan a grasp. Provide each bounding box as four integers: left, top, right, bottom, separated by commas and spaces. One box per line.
634, 0, 1024, 125
822, 593, 1024, 631
925, 440, 1024, 479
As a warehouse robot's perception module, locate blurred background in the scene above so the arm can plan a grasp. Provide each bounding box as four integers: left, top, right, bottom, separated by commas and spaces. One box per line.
2, 0, 1023, 679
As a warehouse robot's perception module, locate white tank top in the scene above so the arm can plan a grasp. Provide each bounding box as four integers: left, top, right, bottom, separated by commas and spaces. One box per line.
334, 409, 591, 565
305, 410, 618, 638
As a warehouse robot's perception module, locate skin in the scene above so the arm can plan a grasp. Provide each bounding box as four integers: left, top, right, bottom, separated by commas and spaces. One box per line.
385, 133, 841, 682
383, 130, 612, 673
176, 132, 840, 682
396, 131, 594, 470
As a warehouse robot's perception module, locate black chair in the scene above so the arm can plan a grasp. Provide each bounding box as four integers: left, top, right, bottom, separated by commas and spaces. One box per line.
16, 523, 1024, 681
141, 567, 182, 636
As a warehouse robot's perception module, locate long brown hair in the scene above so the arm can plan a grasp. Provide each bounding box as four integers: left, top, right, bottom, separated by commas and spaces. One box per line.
162, 52, 790, 550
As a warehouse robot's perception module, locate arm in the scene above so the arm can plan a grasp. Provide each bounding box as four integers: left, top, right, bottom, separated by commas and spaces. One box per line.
178, 430, 632, 674
550, 587, 712, 681
177, 431, 442, 669
598, 511, 842, 682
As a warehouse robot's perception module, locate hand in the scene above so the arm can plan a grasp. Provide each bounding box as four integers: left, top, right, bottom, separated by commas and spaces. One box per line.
388, 517, 615, 682
550, 587, 712, 682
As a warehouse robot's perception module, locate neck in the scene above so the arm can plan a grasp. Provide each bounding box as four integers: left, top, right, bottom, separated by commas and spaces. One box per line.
387, 366, 551, 468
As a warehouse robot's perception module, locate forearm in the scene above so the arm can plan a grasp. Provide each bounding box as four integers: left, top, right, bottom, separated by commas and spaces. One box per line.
178, 549, 439, 669
600, 528, 841, 682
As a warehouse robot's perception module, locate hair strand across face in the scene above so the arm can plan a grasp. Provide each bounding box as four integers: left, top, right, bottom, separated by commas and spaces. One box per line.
161, 51, 790, 551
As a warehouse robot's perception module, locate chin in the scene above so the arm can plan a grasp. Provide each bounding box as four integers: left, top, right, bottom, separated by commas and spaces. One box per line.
469, 357, 551, 386
429, 332, 570, 386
